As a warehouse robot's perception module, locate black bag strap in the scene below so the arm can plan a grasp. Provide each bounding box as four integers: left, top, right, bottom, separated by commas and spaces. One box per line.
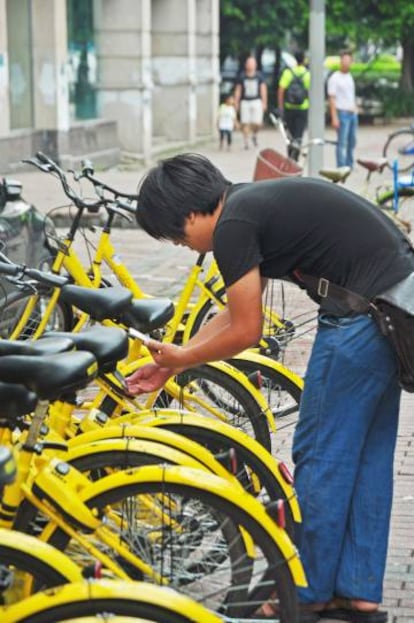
293, 270, 372, 314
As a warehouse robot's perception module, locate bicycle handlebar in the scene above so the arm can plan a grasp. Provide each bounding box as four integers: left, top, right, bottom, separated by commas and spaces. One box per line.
79, 159, 138, 202
0, 251, 68, 289
22, 152, 104, 214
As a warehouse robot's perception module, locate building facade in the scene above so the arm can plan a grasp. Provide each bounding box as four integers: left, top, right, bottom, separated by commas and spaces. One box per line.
0, 0, 219, 171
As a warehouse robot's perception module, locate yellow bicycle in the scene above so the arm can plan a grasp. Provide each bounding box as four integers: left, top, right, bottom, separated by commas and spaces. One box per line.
0, 351, 305, 620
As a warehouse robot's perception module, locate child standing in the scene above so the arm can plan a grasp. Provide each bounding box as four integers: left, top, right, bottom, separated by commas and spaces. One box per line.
217, 95, 237, 150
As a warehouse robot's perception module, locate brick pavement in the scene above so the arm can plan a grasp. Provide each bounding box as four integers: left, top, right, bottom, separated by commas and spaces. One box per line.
5, 121, 414, 622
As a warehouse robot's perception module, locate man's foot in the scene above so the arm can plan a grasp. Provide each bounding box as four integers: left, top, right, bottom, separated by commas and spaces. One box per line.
252, 134, 258, 147
320, 599, 387, 622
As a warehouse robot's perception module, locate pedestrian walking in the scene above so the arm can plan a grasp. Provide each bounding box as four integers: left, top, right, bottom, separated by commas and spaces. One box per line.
217, 95, 237, 151
327, 50, 358, 168
234, 56, 267, 150
278, 51, 310, 161
127, 152, 414, 623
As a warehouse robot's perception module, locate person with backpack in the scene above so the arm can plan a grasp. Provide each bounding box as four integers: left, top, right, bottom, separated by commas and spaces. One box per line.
278, 51, 310, 161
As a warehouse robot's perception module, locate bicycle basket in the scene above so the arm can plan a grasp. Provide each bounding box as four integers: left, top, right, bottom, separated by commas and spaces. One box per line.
253, 149, 303, 181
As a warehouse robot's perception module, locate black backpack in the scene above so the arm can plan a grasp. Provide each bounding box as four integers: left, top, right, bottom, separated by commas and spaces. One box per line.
285, 68, 308, 106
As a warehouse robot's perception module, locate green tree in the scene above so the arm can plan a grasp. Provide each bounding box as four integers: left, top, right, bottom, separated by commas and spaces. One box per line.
220, 0, 308, 68
326, 0, 414, 91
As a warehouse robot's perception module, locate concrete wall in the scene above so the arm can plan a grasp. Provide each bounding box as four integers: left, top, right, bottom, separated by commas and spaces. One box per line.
0, 0, 219, 172
0, 0, 10, 138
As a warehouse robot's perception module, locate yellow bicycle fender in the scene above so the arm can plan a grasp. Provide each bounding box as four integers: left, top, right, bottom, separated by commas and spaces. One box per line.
128, 409, 301, 524
78, 465, 306, 588
2, 580, 222, 623
66, 437, 215, 472
31, 458, 101, 532
232, 349, 305, 390
67, 424, 237, 482
66, 441, 253, 557
0, 528, 82, 582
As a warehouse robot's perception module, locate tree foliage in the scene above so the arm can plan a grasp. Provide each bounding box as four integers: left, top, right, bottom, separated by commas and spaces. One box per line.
325, 0, 414, 89
220, 0, 308, 66
220, 1, 414, 91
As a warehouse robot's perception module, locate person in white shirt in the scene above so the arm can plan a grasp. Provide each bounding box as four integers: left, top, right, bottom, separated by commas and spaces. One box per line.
217, 95, 237, 150
327, 51, 358, 168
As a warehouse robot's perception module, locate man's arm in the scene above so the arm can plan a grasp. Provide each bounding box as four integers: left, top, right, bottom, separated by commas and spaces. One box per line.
233, 83, 242, 112
146, 266, 263, 369
277, 86, 285, 111
328, 94, 339, 129
126, 269, 266, 394
327, 74, 339, 129
260, 80, 268, 111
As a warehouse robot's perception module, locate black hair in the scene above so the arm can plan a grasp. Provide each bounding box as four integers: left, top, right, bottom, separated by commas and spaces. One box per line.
136, 153, 231, 241
294, 50, 305, 65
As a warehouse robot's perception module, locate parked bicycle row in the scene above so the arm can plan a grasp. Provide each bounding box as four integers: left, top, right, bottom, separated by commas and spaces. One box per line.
1, 141, 412, 622
0, 154, 312, 621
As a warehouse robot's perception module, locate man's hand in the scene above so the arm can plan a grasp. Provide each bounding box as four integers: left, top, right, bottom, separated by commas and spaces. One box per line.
126, 363, 174, 394
145, 340, 186, 369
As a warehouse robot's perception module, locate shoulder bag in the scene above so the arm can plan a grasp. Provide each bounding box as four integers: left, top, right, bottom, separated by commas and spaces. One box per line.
295, 271, 414, 393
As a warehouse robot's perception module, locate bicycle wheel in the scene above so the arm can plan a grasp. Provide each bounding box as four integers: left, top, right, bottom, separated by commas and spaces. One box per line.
0, 531, 82, 604
154, 364, 271, 451
67, 419, 300, 536
144, 413, 299, 536
0, 290, 73, 340
228, 356, 302, 461
376, 186, 414, 234
382, 129, 414, 172
8, 579, 222, 623
40, 468, 299, 620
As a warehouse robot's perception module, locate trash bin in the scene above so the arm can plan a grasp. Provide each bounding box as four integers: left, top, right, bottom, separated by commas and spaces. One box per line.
253, 148, 303, 181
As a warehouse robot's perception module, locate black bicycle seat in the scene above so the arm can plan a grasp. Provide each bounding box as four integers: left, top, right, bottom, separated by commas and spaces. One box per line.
59, 285, 133, 322
0, 337, 74, 357
43, 326, 129, 374
0, 382, 38, 428
0, 351, 98, 401
119, 298, 175, 332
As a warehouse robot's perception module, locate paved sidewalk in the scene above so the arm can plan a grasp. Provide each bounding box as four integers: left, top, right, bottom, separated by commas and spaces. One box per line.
5, 121, 414, 622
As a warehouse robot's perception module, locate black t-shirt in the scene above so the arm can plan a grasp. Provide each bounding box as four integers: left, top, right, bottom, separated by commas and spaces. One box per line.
213, 177, 414, 315
235, 72, 265, 101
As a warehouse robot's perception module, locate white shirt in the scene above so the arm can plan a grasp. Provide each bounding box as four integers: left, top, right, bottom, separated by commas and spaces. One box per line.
327, 71, 356, 112
218, 104, 236, 131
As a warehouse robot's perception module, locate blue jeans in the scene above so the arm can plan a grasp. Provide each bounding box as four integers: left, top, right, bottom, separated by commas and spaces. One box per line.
336, 111, 358, 168
293, 314, 400, 604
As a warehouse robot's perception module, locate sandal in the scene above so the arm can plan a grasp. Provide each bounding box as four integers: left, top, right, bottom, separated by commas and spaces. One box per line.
319, 608, 388, 622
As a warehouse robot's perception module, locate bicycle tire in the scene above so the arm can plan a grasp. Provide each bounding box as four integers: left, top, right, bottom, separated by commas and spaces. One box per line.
145, 414, 298, 536
67, 442, 210, 478
382, 128, 414, 172
40, 469, 299, 621
66, 420, 299, 535
0, 534, 82, 603
376, 186, 414, 234
8, 580, 221, 623
154, 364, 271, 451
0, 290, 73, 340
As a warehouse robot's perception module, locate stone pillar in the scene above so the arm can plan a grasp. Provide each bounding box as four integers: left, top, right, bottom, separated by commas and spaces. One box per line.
94, 0, 152, 160
152, 0, 196, 143
31, 0, 70, 157
195, 0, 219, 137
0, 0, 9, 137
